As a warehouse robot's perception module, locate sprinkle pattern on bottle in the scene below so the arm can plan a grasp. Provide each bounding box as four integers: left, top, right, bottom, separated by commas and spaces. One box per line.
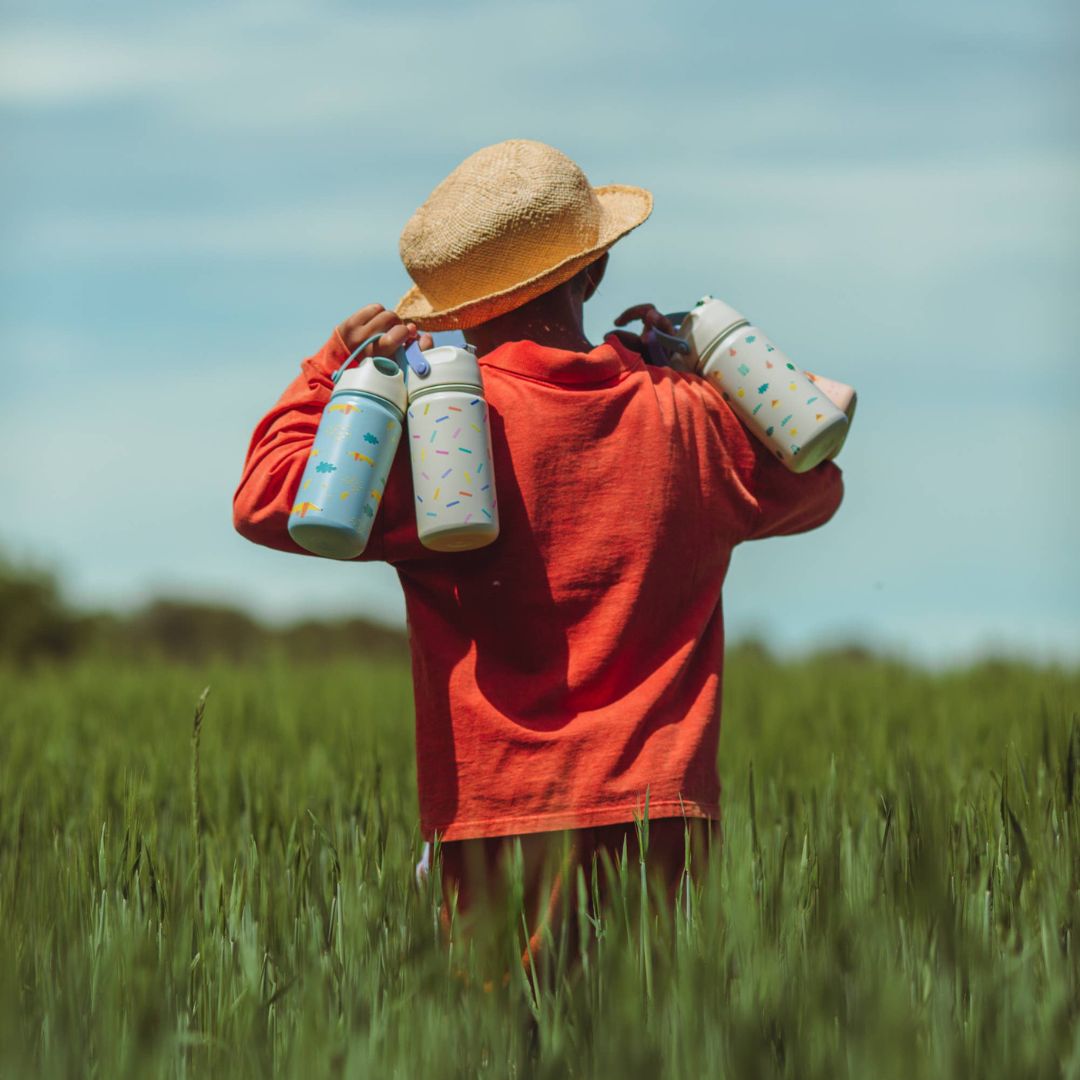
407, 392, 498, 540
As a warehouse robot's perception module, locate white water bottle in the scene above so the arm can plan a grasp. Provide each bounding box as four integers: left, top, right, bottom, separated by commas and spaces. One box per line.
677, 297, 851, 472
405, 344, 499, 551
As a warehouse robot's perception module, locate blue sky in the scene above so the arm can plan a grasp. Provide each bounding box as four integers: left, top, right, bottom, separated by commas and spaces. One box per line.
2, 0, 1077, 664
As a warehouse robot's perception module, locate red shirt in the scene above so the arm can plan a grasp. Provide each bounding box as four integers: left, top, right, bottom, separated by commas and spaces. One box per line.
234, 329, 843, 841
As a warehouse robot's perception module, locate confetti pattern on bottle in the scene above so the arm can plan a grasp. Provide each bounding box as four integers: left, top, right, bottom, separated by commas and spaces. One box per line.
697, 327, 847, 472
407, 389, 498, 546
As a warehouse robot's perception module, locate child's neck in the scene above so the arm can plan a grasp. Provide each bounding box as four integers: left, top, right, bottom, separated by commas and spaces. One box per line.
464, 291, 592, 358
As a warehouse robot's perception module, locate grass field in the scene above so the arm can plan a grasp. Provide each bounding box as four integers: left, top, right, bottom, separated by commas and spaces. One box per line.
1, 649, 1078, 1078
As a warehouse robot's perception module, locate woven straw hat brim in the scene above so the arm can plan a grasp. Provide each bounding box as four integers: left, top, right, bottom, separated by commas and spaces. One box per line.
396, 184, 652, 331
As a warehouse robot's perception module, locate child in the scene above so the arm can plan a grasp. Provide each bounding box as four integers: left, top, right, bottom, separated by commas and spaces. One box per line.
233, 139, 843, 968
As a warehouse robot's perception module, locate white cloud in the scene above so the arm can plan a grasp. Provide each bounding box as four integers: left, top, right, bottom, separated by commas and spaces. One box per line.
13, 151, 1077, 282
0, 2, 592, 121
13, 196, 400, 261
7, 0, 1076, 280
0, 34, 161, 103
637, 153, 1080, 279
5, 0, 1065, 159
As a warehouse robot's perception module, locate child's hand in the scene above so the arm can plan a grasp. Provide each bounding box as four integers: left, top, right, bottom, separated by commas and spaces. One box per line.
613, 304, 695, 372
613, 303, 677, 337
338, 304, 435, 357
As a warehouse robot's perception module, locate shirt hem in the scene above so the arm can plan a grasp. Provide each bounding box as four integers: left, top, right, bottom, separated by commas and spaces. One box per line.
423, 798, 721, 843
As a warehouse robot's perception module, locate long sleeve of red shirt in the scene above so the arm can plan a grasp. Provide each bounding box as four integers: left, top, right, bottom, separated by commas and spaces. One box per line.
233, 330, 344, 557
234, 329, 843, 841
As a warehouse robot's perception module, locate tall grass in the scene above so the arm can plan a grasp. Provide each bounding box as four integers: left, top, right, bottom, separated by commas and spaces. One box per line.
0, 651, 1077, 1077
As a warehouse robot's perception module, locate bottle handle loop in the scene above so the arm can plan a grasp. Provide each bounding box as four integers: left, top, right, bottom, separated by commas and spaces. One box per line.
642, 326, 691, 368
618, 310, 692, 368
331, 332, 431, 384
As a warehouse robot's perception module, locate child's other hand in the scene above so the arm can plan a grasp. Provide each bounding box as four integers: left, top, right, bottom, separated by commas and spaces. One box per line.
613, 303, 676, 337
613, 304, 696, 372
338, 304, 435, 357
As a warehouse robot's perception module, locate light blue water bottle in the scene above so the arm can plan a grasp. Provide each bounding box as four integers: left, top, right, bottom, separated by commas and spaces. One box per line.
287, 337, 407, 559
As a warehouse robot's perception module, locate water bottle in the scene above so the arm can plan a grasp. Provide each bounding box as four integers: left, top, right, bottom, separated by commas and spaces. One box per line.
404, 343, 499, 551
287, 342, 407, 559
671, 296, 853, 472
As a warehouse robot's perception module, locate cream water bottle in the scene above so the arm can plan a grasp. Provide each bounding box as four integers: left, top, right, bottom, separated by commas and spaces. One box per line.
287, 341, 407, 559
675, 296, 851, 472
404, 342, 499, 551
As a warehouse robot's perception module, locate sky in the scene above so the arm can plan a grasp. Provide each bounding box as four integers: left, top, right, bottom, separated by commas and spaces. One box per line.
2, 0, 1078, 665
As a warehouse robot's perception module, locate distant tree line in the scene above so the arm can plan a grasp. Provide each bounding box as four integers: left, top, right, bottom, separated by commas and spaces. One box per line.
0, 552, 905, 671
0, 553, 409, 665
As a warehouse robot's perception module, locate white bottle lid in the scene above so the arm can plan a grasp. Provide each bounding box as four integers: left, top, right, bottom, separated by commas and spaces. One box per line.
678, 296, 750, 367
405, 345, 482, 399
334, 355, 407, 415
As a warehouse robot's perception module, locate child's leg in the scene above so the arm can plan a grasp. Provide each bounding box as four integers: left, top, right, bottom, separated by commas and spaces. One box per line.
437, 816, 721, 979
439, 829, 584, 976
582, 816, 720, 919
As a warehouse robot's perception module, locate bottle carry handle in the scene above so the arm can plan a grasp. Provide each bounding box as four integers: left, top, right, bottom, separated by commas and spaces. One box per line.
642, 321, 691, 368
400, 339, 431, 377
331, 333, 432, 384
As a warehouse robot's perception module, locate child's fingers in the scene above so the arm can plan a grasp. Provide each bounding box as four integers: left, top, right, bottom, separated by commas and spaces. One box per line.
337, 307, 433, 357
405, 322, 436, 352
361, 308, 405, 340
643, 309, 676, 335
614, 302, 661, 327
341, 308, 405, 352
371, 322, 411, 357
338, 303, 385, 340
344, 302, 384, 325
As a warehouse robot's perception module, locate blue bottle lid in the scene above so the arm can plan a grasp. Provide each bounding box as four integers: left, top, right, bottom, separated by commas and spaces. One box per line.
404, 345, 483, 401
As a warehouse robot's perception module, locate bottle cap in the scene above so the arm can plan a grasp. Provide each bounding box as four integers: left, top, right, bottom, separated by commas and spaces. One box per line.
677, 296, 750, 368
333, 355, 407, 414
405, 345, 482, 399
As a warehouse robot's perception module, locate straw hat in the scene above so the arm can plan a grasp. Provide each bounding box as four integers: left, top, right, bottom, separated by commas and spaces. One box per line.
396, 140, 653, 331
